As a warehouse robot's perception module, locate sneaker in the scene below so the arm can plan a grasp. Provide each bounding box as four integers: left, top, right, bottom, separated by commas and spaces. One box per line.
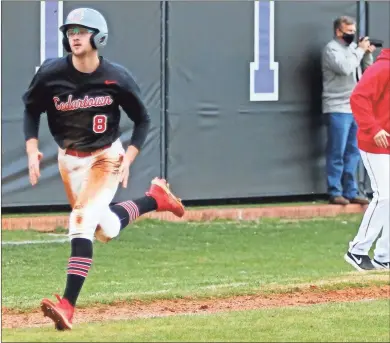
146, 177, 185, 217
41, 294, 74, 330
344, 252, 376, 271
372, 259, 390, 270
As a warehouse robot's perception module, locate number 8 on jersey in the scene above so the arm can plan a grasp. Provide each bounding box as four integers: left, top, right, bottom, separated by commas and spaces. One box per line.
93, 114, 107, 133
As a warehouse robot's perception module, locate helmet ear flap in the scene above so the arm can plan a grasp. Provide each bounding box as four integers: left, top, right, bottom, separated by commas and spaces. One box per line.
90, 33, 97, 50
62, 35, 71, 53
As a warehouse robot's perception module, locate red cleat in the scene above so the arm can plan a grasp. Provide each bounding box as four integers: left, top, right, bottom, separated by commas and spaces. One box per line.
146, 178, 185, 217
41, 294, 74, 330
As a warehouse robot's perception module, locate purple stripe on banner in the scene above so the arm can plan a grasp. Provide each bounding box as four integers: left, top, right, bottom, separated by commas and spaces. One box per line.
254, 1, 274, 94
45, 1, 59, 59
258, 2, 271, 66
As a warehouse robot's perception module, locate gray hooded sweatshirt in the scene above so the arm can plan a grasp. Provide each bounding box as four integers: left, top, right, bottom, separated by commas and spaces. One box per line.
321, 38, 373, 114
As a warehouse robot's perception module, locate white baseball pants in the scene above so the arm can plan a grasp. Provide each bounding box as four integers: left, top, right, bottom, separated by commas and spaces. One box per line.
349, 150, 390, 262
58, 139, 125, 242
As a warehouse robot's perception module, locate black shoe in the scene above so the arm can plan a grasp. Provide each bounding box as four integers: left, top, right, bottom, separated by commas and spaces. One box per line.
344, 252, 376, 271
372, 259, 390, 270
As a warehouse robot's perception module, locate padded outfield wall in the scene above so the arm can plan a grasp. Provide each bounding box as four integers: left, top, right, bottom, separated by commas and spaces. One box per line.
2, 1, 388, 207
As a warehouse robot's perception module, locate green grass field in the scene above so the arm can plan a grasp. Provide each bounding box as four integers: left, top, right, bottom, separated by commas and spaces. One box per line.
1, 230, 67, 242
2, 214, 389, 342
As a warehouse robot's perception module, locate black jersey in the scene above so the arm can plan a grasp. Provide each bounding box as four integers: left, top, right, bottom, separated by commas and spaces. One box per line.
23, 55, 150, 152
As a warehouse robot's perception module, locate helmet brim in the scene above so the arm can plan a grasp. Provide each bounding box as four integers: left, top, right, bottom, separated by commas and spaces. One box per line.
59, 23, 99, 33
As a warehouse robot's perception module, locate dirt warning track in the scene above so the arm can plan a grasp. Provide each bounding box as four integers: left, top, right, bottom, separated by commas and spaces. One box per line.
2, 285, 389, 329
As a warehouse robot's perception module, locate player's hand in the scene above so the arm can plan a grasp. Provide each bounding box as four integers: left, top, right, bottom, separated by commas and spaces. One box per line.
28, 150, 43, 186
119, 154, 131, 188
373, 130, 390, 148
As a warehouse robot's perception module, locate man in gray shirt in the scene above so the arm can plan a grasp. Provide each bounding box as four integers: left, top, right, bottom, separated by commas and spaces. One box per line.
322, 16, 375, 205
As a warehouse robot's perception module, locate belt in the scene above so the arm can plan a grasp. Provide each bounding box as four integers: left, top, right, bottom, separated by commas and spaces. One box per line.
65, 144, 112, 157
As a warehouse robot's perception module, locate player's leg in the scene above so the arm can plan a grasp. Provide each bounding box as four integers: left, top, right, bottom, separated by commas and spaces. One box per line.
95, 177, 185, 242
64, 146, 125, 297
95, 195, 156, 242
372, 219, 390, 270
41, 149, 90, 330
41, 145, 122, 330
345, 152, 389, 271
371, 154, 390, 269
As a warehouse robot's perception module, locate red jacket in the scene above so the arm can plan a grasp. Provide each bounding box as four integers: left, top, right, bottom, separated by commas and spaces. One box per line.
350, 48, 390, 154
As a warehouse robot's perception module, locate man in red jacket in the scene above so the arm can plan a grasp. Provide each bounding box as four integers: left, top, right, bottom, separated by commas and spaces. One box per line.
344, 48, 390, 271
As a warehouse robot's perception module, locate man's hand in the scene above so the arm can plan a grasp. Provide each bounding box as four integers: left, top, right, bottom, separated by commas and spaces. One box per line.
28, 150, 43, 186
119, 154, 132, 188
119, 145, 140, 188
367, 45, 376, 54
358, 37, 371, 51
373, 130, 390, 148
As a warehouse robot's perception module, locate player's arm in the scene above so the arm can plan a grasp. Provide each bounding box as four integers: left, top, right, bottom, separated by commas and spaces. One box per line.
350, 62, 388, 137
118, 73, 151, 163
22, 67, 47, 185
117, 71, 151, 187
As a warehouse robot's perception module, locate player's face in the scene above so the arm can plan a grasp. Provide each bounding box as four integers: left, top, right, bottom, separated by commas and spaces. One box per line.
66, 26, 95, 56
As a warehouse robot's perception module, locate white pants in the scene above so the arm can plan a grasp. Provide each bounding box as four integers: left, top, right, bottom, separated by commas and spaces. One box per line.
349, 151, 390, 262
58, 139, 124, 242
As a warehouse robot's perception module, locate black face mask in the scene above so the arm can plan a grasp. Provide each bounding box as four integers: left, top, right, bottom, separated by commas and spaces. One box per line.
342, 32, 355, 45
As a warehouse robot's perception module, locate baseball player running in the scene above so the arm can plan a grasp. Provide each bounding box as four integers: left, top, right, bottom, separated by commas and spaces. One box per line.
344, 48, 390, 271
23, 8, 185, 330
